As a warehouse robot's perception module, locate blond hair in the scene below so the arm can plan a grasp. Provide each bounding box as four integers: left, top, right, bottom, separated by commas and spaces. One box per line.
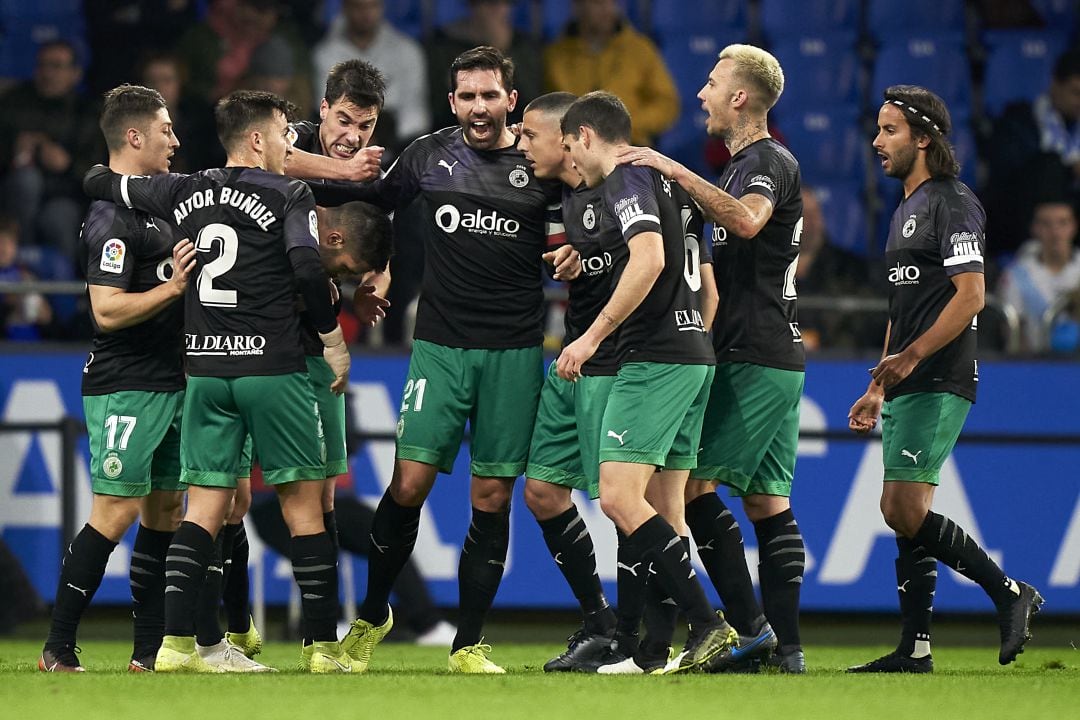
719, 44, 784, 110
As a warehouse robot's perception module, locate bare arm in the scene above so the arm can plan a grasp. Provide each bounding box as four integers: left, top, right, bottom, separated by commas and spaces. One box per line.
87, 239, 196, 333
286, 146, 383, 182
871, 273, 984, 388
848, 320, 891, 434
700, 262, 719, 331
556, 232, 664, 380
615, 146, 775, 237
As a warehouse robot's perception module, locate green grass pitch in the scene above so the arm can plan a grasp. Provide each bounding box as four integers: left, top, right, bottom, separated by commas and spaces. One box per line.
2, 631, 1078, 720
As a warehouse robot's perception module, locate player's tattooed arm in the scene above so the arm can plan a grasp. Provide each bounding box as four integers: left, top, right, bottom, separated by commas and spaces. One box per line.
616, 146, 774, 237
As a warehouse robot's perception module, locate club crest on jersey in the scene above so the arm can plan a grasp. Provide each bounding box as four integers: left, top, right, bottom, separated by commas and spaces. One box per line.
100, 239, 126, 274
508, 166, 530, 188
102, 452, 123, 479
583, 204, 596, 230
902, 214, 917, 238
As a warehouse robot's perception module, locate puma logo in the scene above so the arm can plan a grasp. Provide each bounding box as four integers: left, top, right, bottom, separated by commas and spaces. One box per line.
607, 429, 627, 446
898, 580, 911, 593
901, 449, 923, 465
369, 535, 389, 554
438, 159, 459, 176
554, 552, 563, 565
697, 540, 716, 552
66, 583, 89, 597
617, 561, 642, 577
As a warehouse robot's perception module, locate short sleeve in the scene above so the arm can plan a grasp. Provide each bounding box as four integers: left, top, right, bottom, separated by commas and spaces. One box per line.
607, 165, 662, 242
934, 187, 986, 276
283, 180, 320, 253
83, 203, 134, 290
734, 150, 782, 206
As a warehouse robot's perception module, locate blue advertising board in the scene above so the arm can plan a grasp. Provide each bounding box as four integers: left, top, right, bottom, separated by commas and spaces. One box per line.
1, 351, 1078, 613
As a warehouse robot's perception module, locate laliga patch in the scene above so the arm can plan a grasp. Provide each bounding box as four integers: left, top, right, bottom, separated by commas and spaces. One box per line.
309, 209, 319, 242
100, 239, 126, 274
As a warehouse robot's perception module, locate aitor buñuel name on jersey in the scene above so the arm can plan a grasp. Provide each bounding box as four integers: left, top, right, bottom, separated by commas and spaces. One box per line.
711, 137, 805, 372
601, 164, 714, 366
84, 165, 320, 377
562, 182, 626, 375
353, 127, 562, 349
884, 178, 984, 403
80, 201, 185, 395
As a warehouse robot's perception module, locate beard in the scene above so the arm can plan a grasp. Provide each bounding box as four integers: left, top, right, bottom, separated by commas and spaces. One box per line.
884, 143, 917, 179
461, 114, 507, 150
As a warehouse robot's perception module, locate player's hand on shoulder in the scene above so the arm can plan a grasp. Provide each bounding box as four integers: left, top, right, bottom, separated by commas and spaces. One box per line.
344, 146, 384, 182
352, 283, 390, 327
544, 244, 581, 281
170, 238, 197, 294
616, 145, 675, 178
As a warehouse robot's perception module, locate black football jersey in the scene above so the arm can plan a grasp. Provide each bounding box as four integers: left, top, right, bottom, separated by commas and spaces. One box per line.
85, 166, 321, 377
883, 178, 984, 402
349, 126, 563, 349
561, 182, 626, 375
80, 201, 185, 395
600, 165, 714, 366
711, 138, 805, 372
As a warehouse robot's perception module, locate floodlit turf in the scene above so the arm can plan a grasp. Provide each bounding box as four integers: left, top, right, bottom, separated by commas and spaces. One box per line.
1, 639, 1078, 720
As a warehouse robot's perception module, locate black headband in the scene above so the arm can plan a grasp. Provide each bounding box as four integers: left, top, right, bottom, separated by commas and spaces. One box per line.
887, 99, 943, 135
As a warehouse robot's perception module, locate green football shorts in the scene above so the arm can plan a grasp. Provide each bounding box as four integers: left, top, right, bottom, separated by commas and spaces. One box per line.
526, 362, 616, 499
881, 391, 971, 485
395, 339, 543, 477
598, 362, 714, 469
83, 390, 185, 497
694, 362, 804, 498
308, 356, 348, 477
181, 373, 325, 488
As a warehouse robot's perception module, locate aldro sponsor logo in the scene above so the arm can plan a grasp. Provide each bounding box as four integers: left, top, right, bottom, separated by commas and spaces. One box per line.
889, 263, 921, 285
580, 251, 613, 277
434, 204, 520, 237
186, 334, 267, 356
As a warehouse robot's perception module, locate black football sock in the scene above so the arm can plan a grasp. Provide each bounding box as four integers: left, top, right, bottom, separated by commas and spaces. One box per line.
913, 511, 1018, 606
222, 521, 251, 634
896, 535, 936, 658
639, 537, 689, 657
538, 505, 614, 634
685, 492, 762, 636
754, 508, 804, 649
130, 525, 172, 658
614, 529, 646, 646
163, 522, 215, 637
359, 490, 421, 625
291, 532, 340, 642
45, 524, 118, 649
453, 507, 510, 652
194, 531, 225, 647
634, 515, 716, 629
324, 510, 339, 553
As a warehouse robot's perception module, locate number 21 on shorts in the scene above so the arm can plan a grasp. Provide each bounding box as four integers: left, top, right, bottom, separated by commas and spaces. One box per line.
400, 378, 428, 413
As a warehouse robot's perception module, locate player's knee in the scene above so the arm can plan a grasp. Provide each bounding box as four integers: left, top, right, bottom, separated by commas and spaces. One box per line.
880, 498, 920, 538
684, 479, 714, 504
523, 479, 568, 519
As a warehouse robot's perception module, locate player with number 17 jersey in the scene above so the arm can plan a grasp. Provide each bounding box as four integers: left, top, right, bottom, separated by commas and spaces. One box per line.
83, 166, 320, 377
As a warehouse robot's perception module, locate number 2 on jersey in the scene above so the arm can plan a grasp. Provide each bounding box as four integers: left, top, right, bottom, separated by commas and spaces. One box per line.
196, 223, 239, 307
400, 378, 428, 412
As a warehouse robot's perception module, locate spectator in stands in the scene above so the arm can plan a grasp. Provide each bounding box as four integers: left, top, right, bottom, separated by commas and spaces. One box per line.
426, 0, 542, 129
175, 0, 311, 108
140, 53, 223, 173
986, 49, 1080, 254
0, 41, 99, 261
997, 199, 1080, 352
794, 188, 883, 352
313, 0, 429, 151
543, 0, 678, 146
0, 216, 54, 341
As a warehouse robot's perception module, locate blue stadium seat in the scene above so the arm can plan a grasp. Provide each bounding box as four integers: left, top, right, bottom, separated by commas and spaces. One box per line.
1031, 0, 1078, 27
0, 0, 81, 20
781, 107, 867, 186
661, 30, 745, 112
760, 0, 860, 42
867, 0, 966, 42
811, 182, 870, 254
432, 0, 531, 34
950, 115, 978, 189
0, 16, 87, 80
983, 30, 1068, 116
870, 35, 972, 110
320, 0, 423, 38
653, 0, 746, 36
542, 0, 573, 38
771, 33, 860, 113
